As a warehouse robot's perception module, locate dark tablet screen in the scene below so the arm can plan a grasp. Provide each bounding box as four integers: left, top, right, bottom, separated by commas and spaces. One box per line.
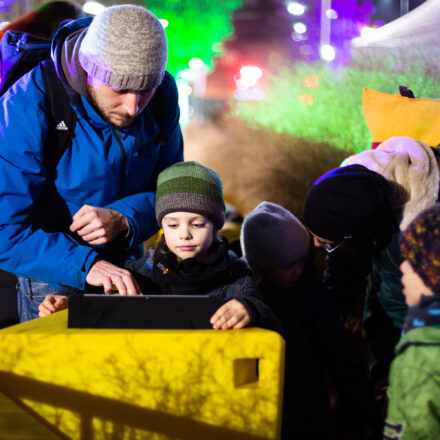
67, 294, 224, 329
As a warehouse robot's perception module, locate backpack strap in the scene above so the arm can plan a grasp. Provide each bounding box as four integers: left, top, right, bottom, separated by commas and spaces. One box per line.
40, 59, 77, 169
0, 31, 51, 96
147, 71, 174, 146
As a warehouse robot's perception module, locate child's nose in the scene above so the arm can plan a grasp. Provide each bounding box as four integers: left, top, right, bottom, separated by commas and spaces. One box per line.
180, 227, 192, 240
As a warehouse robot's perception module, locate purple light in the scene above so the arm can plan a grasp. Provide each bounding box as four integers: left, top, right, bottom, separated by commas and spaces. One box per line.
0, 0, 17, 13
292, 0, 375, 64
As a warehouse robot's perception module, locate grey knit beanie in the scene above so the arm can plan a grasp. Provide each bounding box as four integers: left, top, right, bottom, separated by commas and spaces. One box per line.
241, 201, 310, 270
156, 162, 226, 230
79, 5, 167, 91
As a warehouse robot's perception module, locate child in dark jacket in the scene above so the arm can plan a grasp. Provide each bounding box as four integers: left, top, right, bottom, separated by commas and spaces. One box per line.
39, 162, 278, 331
240, 201, 381, 439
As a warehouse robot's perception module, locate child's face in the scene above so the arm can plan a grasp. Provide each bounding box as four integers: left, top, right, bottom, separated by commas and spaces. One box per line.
263, 259, 304, 290
400, 260, 433, 306
162, 212, 215, 262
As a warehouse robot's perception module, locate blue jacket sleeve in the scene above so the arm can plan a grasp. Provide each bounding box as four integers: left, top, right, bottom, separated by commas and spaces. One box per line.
106, 72, 184, 247
0, 68, 98, 288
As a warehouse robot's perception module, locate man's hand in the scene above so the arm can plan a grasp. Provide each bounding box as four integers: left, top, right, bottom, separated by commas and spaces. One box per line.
39, 294, 69, 317
70, 205, 129, 245
86, 259, 141, 295
210, 299, 250, 330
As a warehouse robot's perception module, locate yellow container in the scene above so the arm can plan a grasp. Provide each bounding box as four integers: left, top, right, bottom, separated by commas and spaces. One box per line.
0, 311, 284, 440
363, 88, 440, 146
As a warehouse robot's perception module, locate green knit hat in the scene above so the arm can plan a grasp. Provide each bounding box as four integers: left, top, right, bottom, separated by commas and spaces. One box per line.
156, 162, 226, 229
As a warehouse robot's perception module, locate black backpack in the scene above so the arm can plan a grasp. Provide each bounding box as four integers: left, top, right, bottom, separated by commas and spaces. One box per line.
0, 30, 77, 328
0, 30, 77, 168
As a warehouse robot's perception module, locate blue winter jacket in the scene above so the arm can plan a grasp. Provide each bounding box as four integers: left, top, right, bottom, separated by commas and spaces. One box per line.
0, 19, 183, 289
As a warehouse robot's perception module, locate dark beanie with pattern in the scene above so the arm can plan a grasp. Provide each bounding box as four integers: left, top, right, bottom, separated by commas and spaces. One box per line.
399, 203, 440, 293
303, 164, 397, 241
79, 5, 167, 91
156, 162, 226, 230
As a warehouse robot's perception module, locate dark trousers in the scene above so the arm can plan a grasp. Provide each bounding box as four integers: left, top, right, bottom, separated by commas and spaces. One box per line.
0, 269, 19, 328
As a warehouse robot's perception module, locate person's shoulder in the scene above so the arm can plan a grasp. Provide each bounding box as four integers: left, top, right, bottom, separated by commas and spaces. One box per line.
144, 71, 178, 124
298, 260, 328, 295
125, 249, 155, 274
141, 248, 156, 268
152, 71, 177, 98
2, 65, 45, 104
160, 71, 177, 89
397, 325, 440, 352
151, 71, 178, 105
390, 327, 440, 385
390, 327, 440, 393
227, 250, 253, 277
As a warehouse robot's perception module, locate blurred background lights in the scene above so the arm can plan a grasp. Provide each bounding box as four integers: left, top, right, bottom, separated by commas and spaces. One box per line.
234, 66, 263, 91
298, 94, 314, 106
320, 44, 335, 61
239, 65, 263, 85
211, 42, 223, 53
304, 75, 319, 88
178, 68, 199, 82
240, 66, 262, 78
292, 32, 308, 42
287, 1, 305, 16
325, 8, 338, 19
188, 58, 205, 70
159, 19, 169, 28
234, 88, 265, 101
360, 26, 377, 40
176, 81, 192, 126
293, 22, 307, 34
82, 1, 105, 15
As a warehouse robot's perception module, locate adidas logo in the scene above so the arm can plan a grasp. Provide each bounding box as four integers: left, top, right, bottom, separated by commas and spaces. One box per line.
56, 121, 68, 131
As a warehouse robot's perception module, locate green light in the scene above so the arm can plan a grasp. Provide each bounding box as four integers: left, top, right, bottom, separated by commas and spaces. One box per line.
145, 0, 241, 75
233, 58, 437, 153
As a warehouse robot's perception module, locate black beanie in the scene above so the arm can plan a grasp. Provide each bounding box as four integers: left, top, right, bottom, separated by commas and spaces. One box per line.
303, 165, 397, 241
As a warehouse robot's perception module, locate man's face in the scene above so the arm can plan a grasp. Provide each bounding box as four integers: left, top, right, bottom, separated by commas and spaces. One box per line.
87, 77, 156, 128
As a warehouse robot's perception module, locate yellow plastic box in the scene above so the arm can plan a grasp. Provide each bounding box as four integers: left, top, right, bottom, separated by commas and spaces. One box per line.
0, 310, 285, 440
363, 88, 440, 146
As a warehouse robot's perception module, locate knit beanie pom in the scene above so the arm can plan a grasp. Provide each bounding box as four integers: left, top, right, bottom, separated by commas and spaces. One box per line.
156, 162, 226, 230
399, 203, 440, 293
79, 5, 167, 91
240, 201, 310, 270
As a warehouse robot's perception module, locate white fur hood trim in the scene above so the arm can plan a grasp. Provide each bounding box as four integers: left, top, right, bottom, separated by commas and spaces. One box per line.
341, 136, 439, 231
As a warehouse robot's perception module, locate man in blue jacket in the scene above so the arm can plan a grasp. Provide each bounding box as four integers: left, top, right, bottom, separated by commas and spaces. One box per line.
0, 5, 183, 321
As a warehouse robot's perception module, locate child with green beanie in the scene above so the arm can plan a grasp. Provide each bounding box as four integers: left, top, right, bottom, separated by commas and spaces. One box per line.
39, 162, 278, 331
384, 203, 440, 439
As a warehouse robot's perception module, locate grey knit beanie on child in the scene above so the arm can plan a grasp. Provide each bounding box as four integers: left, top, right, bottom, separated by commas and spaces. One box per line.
240, 201, 310, 270
79, 5, 167, 91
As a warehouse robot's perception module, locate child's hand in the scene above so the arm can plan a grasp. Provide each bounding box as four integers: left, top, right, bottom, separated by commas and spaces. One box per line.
39, 295, 69, 317
210, 299, 250, 330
